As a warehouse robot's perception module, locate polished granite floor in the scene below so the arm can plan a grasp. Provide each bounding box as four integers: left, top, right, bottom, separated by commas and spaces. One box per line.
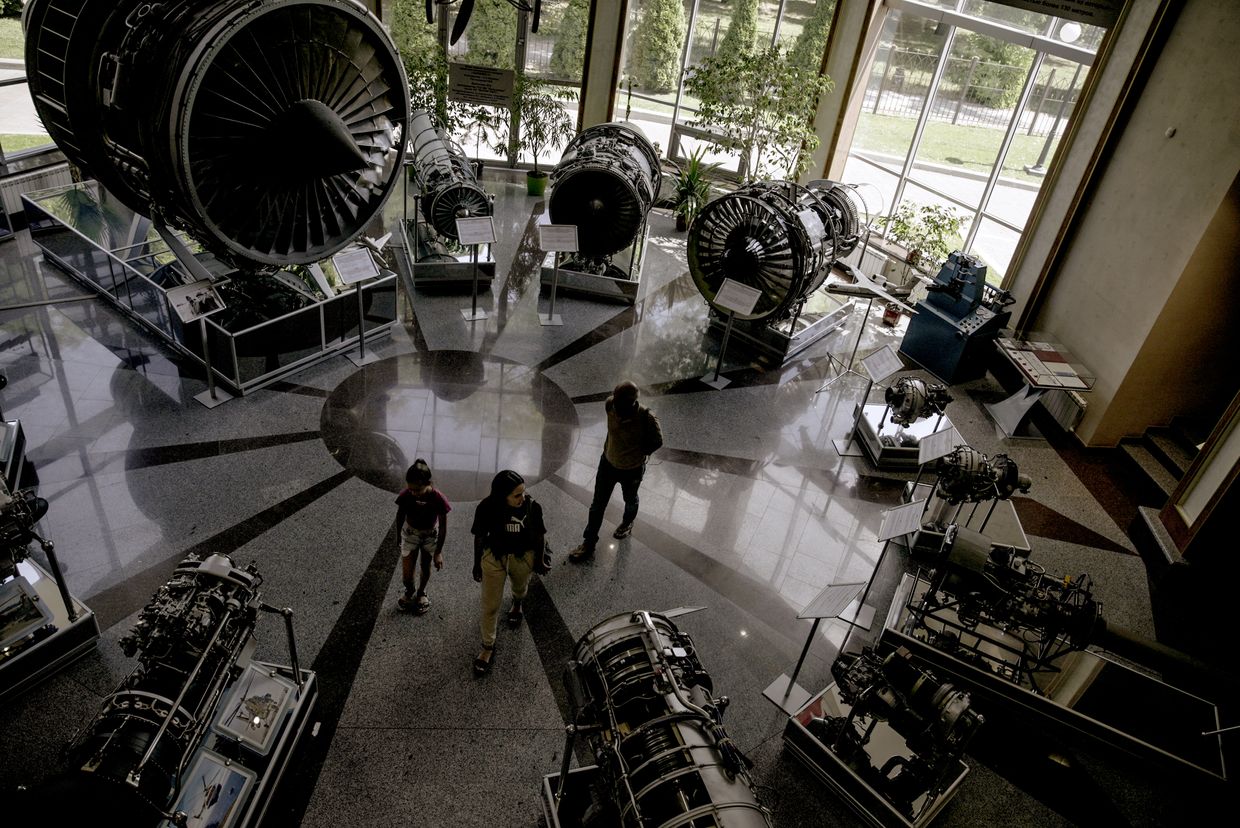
0, 184, 1231, 826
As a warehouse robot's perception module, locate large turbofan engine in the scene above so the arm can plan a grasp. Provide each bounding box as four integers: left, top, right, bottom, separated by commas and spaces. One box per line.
807, 647, 982, 820
688, 180, 861, 323
552, 611, 771, 827
12, 553, 313, 826
23, 0, 410, 267
548, 122, 661, 265
409, 109, 492, 244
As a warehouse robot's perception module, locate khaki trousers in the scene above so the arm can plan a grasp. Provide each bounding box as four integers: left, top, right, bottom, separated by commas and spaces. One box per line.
480, 549, 534, 647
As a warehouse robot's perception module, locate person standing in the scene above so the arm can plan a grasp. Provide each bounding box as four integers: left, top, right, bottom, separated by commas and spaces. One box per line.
471, 470, 548, 675
569, 381, 662, 562
394, 459, 451, 613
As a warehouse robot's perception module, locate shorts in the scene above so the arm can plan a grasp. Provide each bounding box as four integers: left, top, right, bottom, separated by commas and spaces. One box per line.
400, 525, 438, 559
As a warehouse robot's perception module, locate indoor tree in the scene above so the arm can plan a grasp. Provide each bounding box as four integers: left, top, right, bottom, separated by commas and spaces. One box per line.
685, 44, 833, 183
627, 0, 686, 93
880, 202, 965, 275
502, 74, 577, 194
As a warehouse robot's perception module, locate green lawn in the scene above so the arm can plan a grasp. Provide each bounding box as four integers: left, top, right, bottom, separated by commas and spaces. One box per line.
0, 18, 22, 60
853, 112, 1060, 185
2, 133, 53, 153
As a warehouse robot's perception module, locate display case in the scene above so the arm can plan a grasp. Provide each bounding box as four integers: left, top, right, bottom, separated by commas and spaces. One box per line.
0, 557, 100, 703
22, 181, 397, 395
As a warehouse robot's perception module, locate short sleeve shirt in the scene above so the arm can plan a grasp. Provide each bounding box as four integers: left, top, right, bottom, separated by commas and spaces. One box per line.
471, 496, 545, 557
395, 488, 452, 530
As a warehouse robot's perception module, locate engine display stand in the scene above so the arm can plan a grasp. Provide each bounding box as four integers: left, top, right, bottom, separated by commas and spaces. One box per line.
538, 221, 650, 306
881, 573, 1228, 781
783, 682, 970, 828
0, 559, 100, 704
853, 404, 956, 469
708, 298, 852, 363
540, 765, 611, 828
402, 219, 497, 292
169, 661, 319, 828
901, 481, 1031, 555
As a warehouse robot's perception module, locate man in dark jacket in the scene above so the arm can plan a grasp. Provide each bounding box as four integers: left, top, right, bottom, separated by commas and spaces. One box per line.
570, 381, 662, 561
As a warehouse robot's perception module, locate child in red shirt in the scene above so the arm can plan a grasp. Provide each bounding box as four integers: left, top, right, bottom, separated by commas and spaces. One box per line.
395, 459, 451, 613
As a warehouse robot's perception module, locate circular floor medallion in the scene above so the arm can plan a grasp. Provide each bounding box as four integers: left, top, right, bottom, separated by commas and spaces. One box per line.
321, 351, 578, 499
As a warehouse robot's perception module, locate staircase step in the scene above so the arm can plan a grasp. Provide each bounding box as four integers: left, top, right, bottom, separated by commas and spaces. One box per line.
1169, 414, 1214, 450
1135, 505, 1185, 570
1120, 441, 1179, 503
1146, 428, 1197, 478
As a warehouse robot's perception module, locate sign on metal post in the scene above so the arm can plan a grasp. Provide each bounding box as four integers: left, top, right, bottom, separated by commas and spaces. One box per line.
539, 224, 578, 326
861, 344, 903, 384
457, 216, 496, 321
918, 427, 964, 467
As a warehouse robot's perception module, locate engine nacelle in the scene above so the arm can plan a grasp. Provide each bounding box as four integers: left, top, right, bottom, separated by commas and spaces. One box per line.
24, 0, 409, 267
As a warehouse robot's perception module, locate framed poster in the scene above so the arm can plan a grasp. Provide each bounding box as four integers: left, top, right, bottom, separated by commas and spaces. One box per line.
0, 576, 52, 651
164, 748, 255, 828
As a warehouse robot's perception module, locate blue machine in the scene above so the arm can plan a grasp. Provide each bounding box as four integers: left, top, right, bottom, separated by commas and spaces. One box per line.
898, 252, 1014, 384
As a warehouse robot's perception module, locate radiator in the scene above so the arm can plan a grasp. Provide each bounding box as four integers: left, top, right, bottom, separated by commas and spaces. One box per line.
1, 163, 72, 217
1041, 388, 1087, 432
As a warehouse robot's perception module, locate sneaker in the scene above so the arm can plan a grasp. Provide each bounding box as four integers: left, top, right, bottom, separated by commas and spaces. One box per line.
568, 544, 594, 562
613, 522, 633, 539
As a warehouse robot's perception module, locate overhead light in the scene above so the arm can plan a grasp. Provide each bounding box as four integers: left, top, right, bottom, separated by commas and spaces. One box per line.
1059, 21, 1082, 43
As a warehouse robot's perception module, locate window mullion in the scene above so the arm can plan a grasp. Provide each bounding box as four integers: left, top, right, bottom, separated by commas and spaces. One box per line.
965, 50, 1044, 253
888, 21, 959, 228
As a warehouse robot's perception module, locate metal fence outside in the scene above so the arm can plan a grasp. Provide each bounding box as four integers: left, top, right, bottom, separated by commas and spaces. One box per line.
863, 47, 1080, 137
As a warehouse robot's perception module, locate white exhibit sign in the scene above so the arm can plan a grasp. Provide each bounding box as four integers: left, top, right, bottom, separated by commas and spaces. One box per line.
333, 247, 380, 285
713, 278, 763, 317
539, 224, 579, 253
877, 499, 928, 542
456, 215, 497, 245
166, 280, 226, 324
448, 63, 516, 108
918, 427, 964, 466
861, 345, 903, 384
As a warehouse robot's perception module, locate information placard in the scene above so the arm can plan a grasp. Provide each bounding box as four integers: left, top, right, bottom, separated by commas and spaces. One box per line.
448, 63, 515, 107
166, 280, 226, 324
918, 427, 963, 466
539, 224, 579, 253
861, 345, 903, 383
332, 247, 380, 285
877, 499, 927, 542
456, 215, 497, 245
713, 278, 763, 316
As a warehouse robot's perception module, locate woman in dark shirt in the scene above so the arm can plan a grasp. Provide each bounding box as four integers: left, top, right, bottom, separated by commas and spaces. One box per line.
470, 470, 546, 674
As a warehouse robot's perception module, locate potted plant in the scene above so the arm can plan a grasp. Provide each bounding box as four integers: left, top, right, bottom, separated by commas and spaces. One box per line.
511, 74, 578, 196
672, 145, 717, 232
877, 202, 965, 325
880, 202, 965, 277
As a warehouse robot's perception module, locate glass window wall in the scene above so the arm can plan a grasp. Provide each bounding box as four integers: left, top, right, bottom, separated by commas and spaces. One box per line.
843, 2, 1104, 284
393, 0, 586, 167
616, 0, 837, 169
